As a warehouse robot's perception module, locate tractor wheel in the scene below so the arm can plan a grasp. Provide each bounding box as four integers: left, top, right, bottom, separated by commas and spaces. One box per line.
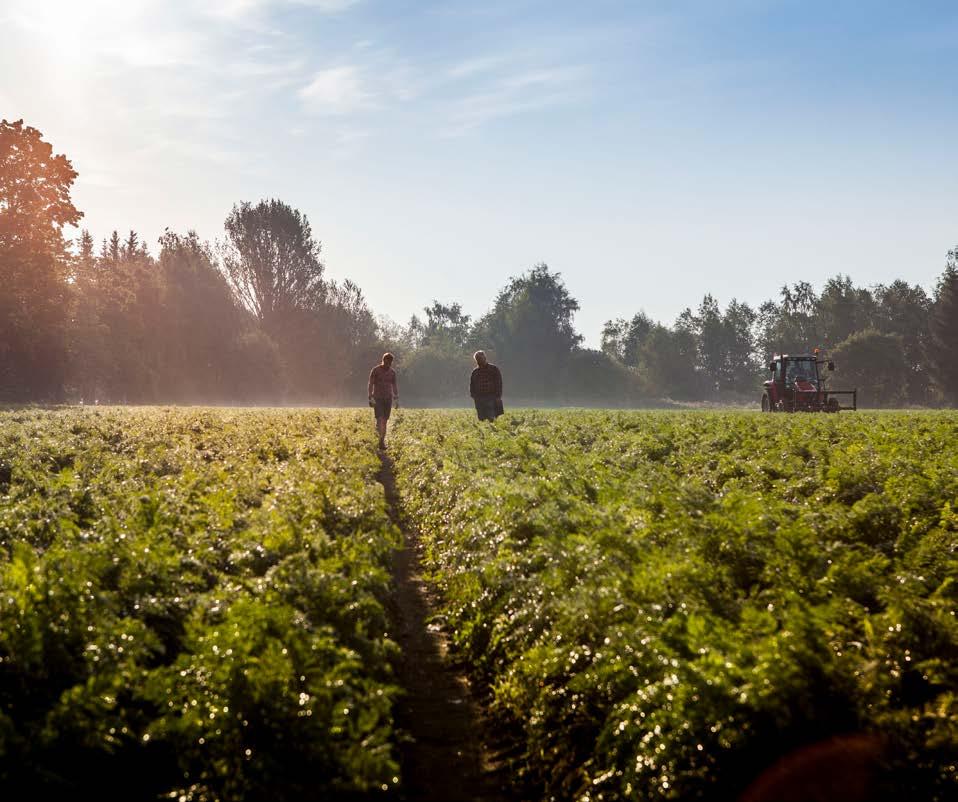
762, 395, 773, 412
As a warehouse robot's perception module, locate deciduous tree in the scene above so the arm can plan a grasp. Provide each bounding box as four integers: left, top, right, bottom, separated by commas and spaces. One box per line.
0, 120, 81, 400
0, 119, 81, 249
221, 199, 328, 333
472, 264, 582, 398
832, 328, 909, 407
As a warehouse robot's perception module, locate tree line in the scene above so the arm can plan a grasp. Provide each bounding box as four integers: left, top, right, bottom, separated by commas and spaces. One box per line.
2, 119, 957, 407
601, 270, 958, 407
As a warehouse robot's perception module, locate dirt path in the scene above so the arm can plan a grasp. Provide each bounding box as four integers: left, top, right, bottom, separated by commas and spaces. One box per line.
377, 450, 508, 802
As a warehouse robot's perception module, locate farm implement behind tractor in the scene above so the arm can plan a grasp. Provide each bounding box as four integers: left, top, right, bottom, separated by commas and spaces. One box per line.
762, 352, 857, 413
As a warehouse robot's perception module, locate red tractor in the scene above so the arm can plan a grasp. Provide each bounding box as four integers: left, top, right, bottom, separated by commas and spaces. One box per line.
761, 352, 857, 413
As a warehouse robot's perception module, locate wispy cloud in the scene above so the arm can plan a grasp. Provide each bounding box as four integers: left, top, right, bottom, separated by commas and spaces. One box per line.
446, 55, 509, 80
293, 41, 592, 138
305, 0, 361, 11
299, 66, 373, 114
442, 64, 589, 135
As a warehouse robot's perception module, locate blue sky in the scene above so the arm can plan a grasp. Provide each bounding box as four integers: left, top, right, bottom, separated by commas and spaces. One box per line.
3, 0, 956, 344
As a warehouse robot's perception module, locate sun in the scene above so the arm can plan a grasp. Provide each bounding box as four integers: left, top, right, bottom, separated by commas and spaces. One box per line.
6, 0, 146, 67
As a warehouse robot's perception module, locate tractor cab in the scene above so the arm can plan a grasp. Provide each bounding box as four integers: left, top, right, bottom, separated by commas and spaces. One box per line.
762, 353, 857, 413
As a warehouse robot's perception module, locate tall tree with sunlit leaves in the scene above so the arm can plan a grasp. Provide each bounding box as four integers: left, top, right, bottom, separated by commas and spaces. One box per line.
0, 119, 82, 400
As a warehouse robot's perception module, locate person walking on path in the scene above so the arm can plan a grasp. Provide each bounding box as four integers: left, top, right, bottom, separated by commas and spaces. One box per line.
368, 353, 399, 448
470, 350, 503, 422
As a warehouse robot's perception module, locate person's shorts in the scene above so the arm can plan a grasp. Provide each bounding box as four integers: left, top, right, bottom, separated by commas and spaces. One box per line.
373, 398, 393, 420
474, 396, 497, 421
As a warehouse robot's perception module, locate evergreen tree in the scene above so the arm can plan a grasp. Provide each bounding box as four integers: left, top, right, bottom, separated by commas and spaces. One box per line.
929, 249, 958, 403
123, 229, 140, 259
156, 229, 242, 399
101, 230, 121, 264
68, 230, 110, 401
77, 229, 95, 265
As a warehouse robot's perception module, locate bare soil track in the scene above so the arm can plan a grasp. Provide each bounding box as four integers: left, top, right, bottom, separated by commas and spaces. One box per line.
377, 450, 510, 802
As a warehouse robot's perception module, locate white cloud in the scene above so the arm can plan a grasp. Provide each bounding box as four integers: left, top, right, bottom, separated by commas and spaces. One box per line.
299, 66, 372, 114
503, 66, 586, 91
447, 55, 508, 79
206, 0, 360, 23
443, 65, 589, 135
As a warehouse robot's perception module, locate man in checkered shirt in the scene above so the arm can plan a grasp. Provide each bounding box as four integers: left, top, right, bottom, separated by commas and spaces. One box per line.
469, 351, 503, 421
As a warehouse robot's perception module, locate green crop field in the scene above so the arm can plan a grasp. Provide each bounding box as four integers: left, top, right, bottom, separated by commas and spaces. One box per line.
1, 407, 956, 801
0, 409, 401, 801
390, 410, 958, 801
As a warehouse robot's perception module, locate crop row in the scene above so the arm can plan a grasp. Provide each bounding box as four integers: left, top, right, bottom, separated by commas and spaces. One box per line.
390, 409, 958, 801
0, 408, 400, 801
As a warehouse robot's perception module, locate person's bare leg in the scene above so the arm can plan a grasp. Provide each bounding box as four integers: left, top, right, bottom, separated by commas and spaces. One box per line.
378, 418, 387, 447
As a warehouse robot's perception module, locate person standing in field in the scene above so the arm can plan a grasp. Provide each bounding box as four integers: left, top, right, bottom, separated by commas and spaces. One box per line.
368, 353, 399, 448
470, 350, 503, 421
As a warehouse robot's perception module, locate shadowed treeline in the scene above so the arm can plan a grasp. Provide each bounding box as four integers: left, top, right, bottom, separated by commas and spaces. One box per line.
3, 118, 958, 407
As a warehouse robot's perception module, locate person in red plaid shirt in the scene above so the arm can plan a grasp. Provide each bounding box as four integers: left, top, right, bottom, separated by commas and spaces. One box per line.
368, 353, 398, 448
469, 350, 503, 421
